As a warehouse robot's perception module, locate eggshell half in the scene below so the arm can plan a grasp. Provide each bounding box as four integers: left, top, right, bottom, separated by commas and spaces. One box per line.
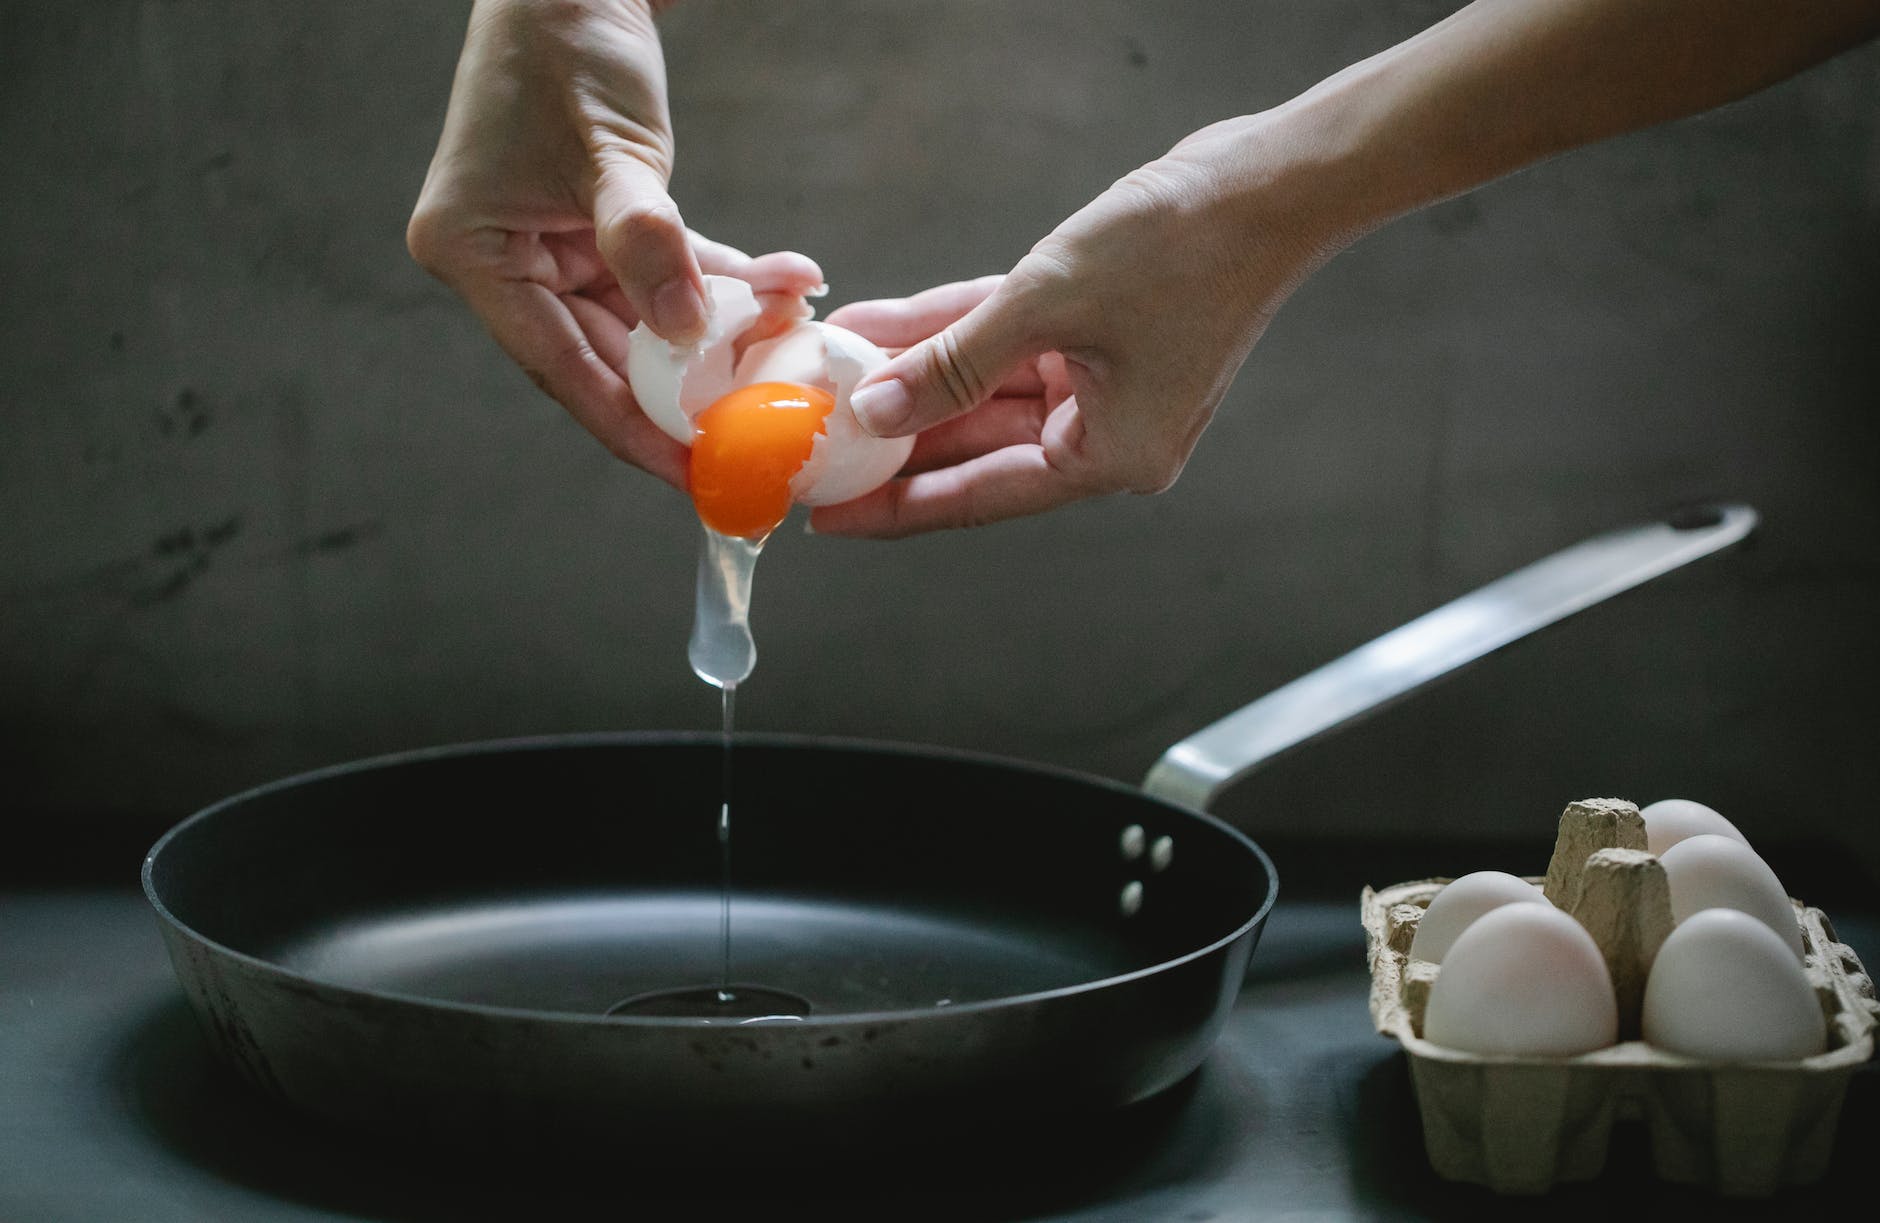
1659, 833, 1803, 958
1640, 799, 1749, 856
1422, 904, 1617, 1057
624, 275, 914, 507
1642, 907, 1827, 1060
793, 325, 910, 505
625, 276, 765, 445
1409, 871, 1550, 965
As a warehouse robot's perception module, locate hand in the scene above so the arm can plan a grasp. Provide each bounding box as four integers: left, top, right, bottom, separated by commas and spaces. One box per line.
809, 116, 1349, 538
812, 0, 1880, 540
821, 275, 1075, 483
406, 0, 823, 488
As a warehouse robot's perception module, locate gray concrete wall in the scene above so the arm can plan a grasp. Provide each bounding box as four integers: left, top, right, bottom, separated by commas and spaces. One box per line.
4, 3, 1877, 875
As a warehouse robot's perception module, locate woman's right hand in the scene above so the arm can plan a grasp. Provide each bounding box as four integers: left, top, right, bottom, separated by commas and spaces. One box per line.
406, 0, 823, 488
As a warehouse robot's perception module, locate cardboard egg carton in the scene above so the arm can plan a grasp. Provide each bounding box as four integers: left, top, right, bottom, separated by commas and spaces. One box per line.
1362, 798, 1880, 1195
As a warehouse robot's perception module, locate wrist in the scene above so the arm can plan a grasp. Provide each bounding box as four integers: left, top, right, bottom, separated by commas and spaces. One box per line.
1173, 107, 1396, 291
484, 0, 663, 33
1239, 12, 1574, 254
1247, 65, 1452, 253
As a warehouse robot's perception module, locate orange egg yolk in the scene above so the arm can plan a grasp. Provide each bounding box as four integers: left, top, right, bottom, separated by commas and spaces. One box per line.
687, 381, 835, 539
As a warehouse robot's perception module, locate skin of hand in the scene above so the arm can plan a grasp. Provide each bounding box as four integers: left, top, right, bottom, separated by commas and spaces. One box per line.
407, 0, 824, 489
815, 116, 1342, 538
818, 0, 1880, 538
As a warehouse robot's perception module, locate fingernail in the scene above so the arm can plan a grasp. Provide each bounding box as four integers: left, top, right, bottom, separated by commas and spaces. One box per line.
651, 277, 707, 344
849, 379, 913, 436
805, 283, 829, 298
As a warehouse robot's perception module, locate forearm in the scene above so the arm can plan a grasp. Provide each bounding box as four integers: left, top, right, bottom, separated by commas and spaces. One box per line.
1279, 0, 1880, 240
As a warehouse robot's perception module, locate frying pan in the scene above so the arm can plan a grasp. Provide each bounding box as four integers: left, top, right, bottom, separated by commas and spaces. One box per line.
144, 505, 1755, 1151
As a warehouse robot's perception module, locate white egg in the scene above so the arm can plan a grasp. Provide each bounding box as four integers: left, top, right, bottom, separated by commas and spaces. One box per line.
1640, 798, 1749, 856
1422, 904, 1617, 1057
1408, 871, 1550, 965
624, 274, 914, 508
1659, 833, 1803, 958
1642, 907, 1827, 1060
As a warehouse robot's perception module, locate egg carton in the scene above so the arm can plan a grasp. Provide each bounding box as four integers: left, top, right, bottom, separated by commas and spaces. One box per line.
1361, 799, 1880, 1196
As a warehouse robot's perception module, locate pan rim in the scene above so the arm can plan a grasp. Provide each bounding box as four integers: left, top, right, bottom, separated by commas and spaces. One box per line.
142, 731, 1278, 1029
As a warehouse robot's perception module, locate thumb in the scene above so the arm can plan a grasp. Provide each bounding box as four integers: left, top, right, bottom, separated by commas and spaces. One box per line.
849, 281, 1047, 438
592, 151, 706, 343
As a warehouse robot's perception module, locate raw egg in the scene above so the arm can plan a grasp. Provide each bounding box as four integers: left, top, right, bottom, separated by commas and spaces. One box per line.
687, 381, 835, 539
626, 275, 914, 531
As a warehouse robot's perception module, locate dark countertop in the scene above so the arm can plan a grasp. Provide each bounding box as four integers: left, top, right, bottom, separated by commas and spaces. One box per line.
3, 876, 1876, 1222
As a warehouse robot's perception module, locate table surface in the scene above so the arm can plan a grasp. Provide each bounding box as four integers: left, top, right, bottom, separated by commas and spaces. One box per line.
4, 882, 1875, 1222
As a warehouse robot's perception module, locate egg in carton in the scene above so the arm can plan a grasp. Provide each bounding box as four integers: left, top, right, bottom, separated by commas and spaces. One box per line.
1361, 798, 1880, 1195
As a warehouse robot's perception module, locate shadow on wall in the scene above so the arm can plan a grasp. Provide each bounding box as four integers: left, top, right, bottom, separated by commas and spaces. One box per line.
0, 2, 1876, 876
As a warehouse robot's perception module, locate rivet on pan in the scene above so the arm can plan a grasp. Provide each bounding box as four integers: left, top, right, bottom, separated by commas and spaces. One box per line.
1120, 824, 1146, 860
1119, 880, 1144, 917
1149, 835, 1174, 873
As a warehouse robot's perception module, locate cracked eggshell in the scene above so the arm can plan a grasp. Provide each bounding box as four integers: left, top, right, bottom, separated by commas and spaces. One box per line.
623, 274, 914, 507
625, 276, 765, 445
1408, 871, 1551, 965
733, 320, 912, 507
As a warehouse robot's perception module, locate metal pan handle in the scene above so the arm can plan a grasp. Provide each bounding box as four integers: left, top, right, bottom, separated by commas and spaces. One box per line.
1141, 504, 1759, 811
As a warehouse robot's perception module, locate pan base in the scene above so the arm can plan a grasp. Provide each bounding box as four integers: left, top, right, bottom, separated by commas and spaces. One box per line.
276, 891, 1127, 1017
604, 984, 811, 1019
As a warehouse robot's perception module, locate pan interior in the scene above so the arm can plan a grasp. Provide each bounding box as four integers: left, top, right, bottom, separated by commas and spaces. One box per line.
274, 891, 1126, 1015
149, 738, 1272, 1020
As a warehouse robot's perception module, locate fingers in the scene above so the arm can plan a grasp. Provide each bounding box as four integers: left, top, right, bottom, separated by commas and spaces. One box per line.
687, 231, 825, 342
690, 232, 826, 296
808, 431, 1094, 539
563, 291, 636, 377
591, 151, 706, 343
824, 276, 1003, 347
898, 396, 1051, 475
462, 276, 689, 489
847, 278, 1048, 440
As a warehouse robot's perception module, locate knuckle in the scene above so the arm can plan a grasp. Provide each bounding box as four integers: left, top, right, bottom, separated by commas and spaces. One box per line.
878, 481, 922, 540
944, 470, 990, 533
1084, 426, 1186, 497
596, 197, 682, 266
1124, 448, 1186, 496
404, 205, 451, 274
924, 330, 990, 411
1115, 158, 1207, 211
1010, 242, 1077, 313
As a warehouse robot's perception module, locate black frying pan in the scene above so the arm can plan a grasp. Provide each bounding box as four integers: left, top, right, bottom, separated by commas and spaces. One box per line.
143, 506, 1754, 1151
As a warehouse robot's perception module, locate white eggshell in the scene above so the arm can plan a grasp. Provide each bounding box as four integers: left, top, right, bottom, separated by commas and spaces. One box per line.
1409, 871, 1551, 965
1422, 904, 1617, 1057
1640, 799, 1749, 856
624, 276, 764, 445
623, 275, 914, 508
735, 322, 834, 387
1642, 907, 1827, 1060
796, 324, 912, 505
739, 320, 912, 507
1659, 833, 1803, 958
